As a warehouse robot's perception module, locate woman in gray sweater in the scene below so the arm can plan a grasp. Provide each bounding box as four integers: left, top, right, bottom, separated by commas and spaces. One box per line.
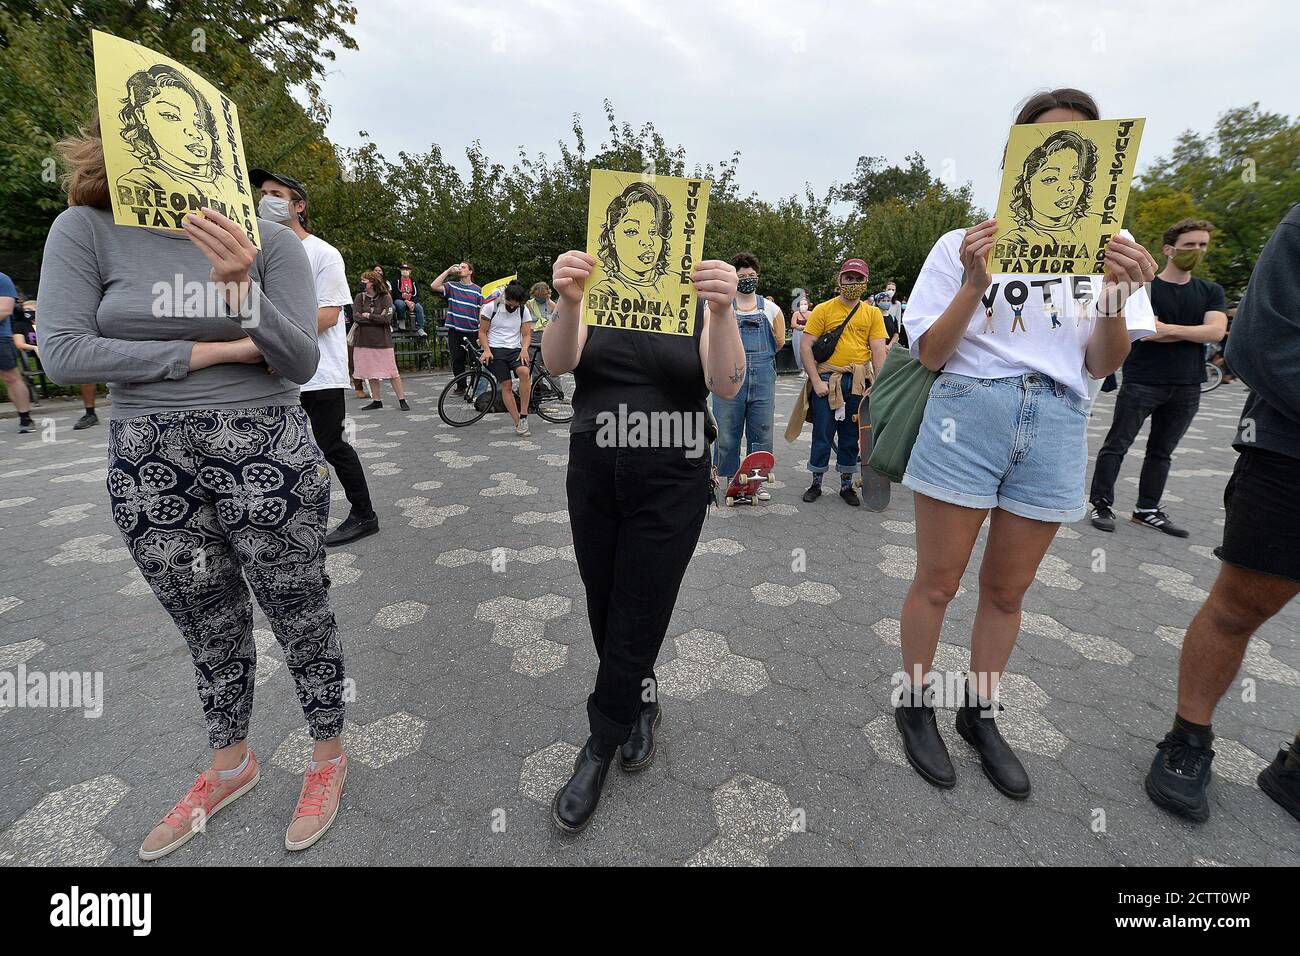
38, 121, 350, 860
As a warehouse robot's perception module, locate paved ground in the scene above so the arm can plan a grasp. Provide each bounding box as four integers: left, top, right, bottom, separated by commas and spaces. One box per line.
1, 371, 1297, 867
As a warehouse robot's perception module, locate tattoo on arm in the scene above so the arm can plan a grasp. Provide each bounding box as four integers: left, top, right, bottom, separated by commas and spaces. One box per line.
728, 364, 744, 385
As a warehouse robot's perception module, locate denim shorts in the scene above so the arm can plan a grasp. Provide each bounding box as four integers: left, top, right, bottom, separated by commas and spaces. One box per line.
902, 371, 1089, 523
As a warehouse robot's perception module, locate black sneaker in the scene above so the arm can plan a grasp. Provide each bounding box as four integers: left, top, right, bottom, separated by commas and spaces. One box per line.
839, 485, 861, 506
73, 410, 99, 430
361, 400, 383, 411
1090, 502, 1116, 532
1257, 749, 1300, 823
324, 511, 379, 547
1145, 728, 1215, 822
1131, 509, 1189, 538
398, 399, 411, 411
17, 417, 35, 434
802, 482, 823, 503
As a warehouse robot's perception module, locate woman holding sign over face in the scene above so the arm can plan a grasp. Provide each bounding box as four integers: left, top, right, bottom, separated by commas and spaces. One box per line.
542, 241, 745, 833
37, 118, 351, 860
891, 89, 1158, 799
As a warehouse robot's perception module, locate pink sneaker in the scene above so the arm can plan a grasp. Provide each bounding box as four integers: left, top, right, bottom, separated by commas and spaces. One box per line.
138, 751, 260, 861
285, 753, 348, 851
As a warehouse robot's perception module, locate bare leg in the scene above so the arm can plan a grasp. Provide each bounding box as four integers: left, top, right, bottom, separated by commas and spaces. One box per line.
517, 367, 532, 416
367, 378, 381, 400
390, 373, 405, 402
900, 493, 987, 687
1176, 563, 1300, 724
500, 374, 520, 423
79, 382, 97, 409
311, 737, 343, 763
968, 508, 1060, 699
0, 367, 29, 414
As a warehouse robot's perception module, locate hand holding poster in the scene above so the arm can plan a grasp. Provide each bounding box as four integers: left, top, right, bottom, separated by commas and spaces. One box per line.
992, 118, 1144, 275
92, 30, 260, 247
582, 169, 711, 336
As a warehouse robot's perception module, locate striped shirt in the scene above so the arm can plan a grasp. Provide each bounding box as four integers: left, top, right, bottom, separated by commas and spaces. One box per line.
443, 281, 483, 332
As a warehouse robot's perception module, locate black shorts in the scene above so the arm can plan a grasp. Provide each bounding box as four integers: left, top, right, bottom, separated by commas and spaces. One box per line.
487, 347, 524, 382
1215, 447, 1300, 583
0, 336, 16, 372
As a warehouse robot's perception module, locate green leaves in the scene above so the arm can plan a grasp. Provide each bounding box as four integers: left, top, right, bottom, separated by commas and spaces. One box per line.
1126, 103, 1300, 298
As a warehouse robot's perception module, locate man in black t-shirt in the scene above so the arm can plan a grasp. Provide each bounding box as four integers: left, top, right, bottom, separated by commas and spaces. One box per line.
1089, 219, 1228, 537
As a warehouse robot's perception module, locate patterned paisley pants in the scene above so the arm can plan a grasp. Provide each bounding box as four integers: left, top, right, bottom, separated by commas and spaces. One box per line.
107, 405, 345, 749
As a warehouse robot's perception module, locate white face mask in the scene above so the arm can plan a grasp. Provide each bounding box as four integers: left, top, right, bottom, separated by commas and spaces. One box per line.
258, 195, 294, 224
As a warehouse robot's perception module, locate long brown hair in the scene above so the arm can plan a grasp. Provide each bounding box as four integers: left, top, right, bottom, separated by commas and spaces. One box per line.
1014, 88, 1100, 125
56, 115, 112, 209
361, 269, 388, 298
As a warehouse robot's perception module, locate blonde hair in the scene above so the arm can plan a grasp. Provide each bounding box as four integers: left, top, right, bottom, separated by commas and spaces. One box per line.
55, 115, 111, 209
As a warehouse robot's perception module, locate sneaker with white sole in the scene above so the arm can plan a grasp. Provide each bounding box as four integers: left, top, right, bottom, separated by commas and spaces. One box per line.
1131, 509, 1189, 538
138, 752, 260, 861
285, 754, 348, 851
516, 419, 530, 436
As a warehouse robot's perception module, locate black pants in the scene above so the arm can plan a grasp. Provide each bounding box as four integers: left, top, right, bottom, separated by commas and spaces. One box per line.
567, 431, 709, 754
301, 387, 374, 518
1090, 382, 1200, 510
447, 328, 473, 378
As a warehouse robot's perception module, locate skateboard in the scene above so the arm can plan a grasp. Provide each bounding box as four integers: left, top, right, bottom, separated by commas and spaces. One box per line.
724, 450, 775, 506
854, 406, 891, 511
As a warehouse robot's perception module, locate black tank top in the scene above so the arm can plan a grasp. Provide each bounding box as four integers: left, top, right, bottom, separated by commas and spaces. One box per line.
571, 301, 707, 434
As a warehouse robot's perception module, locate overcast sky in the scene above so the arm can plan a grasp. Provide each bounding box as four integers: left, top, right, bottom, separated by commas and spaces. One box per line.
317, 0, 1299, 213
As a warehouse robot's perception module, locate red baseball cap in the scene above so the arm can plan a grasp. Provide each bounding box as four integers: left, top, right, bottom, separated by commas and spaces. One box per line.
839, 258, 869, 278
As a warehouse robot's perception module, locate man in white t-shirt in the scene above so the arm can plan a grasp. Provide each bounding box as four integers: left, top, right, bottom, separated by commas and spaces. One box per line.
253, 169, 378, 546
479, 281, 533, 436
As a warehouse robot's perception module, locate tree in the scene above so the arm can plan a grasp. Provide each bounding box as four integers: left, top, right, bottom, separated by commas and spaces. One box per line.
0, 0, 357, 285
1126, 104, 1300, 298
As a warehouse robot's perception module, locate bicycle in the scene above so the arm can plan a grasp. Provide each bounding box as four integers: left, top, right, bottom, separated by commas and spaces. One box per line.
437, 338, 574, 427
1201, 343, 1224, 393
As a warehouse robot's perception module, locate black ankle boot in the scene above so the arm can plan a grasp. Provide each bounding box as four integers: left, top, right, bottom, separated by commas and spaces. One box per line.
895, 700, 956, 788
955, 701, 1031, 799
620, 701, 661, 772
552, 738, 614, 833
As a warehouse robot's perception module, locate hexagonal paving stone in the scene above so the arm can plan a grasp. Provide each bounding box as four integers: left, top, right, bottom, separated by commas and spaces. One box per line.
512, 639, 569, 676
657, 630, 770, 701
751, 581, 841, 607
394, 497, 469, 528
519, 741, 581, 803
373, 601, 429, 629
0, 774, 129, 865
272, 712, 427, 770
1139, 563, 1208, 602
475, 594, 572, 675
480, 472, 539, 497
1020, 612, 1133, 665
710, 774, 793, 856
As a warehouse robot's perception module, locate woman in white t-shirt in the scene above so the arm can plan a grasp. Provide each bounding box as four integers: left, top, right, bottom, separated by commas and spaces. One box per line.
893, 88, 1158, 800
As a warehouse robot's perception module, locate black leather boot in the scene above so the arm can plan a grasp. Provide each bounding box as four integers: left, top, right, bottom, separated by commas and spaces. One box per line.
955, 701, 1031, 799
620, 701, 661, 772
552, 738, 614, 833
894, 701, 956, 789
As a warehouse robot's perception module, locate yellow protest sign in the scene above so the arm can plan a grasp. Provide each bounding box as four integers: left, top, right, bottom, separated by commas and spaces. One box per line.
992, 118, 1144, 275
92, 30, 260, 247
480, 274, 517, 302
582, 169, 710, 336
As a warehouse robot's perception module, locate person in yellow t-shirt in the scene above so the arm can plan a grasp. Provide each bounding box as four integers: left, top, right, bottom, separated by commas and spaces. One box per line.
797, 258, 888, 505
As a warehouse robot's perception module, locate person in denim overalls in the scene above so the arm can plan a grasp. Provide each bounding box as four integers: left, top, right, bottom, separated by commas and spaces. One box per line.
712, 252, 785, 498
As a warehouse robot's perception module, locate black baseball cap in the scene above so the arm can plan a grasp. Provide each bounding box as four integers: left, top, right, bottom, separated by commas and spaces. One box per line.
249, 168, 308, 200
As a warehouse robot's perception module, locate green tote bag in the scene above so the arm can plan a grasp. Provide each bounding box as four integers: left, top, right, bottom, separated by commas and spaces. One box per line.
866, 345, 940, 483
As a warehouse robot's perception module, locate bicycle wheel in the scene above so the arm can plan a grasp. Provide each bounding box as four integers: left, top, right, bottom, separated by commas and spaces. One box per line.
532, 371, 574, 424
1201, 363, 1223, 393
439, 371, 496, 426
